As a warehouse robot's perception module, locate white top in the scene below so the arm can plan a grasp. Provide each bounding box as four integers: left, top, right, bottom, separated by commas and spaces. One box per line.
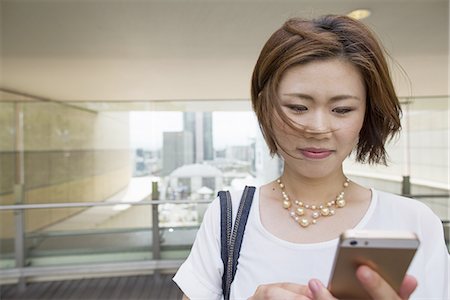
173, 188, 450, 300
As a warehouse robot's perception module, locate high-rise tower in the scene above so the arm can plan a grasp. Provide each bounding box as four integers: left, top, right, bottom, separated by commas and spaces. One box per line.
183, 112, 214, 163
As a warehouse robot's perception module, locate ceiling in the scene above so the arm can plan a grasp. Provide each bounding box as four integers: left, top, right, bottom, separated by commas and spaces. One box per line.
1, 0, 448, 102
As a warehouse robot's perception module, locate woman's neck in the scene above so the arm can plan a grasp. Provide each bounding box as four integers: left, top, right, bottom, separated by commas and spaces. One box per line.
278, 167, 348, 205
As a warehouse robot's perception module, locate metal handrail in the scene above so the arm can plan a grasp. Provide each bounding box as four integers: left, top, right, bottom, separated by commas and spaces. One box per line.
1, 193, 448, 288
0, 197, 213, 289
0, 259, 184, 281
25, 225, 200, 239
1, 193, 448, 211
0, 199, 213, 210
403, 194, 450, 198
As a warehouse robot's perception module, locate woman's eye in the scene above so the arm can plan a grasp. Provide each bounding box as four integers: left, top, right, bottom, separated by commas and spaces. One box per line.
332, 107, 353, 114
286, 105, 308, 113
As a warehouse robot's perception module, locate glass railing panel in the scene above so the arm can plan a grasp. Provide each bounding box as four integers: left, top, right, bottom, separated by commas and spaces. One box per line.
7, 201, 205, 268
0, 210, 15, 270
407, 96, 449, 193
1, 95, 448, 275
344, 96, 449, 222
0, 100, 16, 271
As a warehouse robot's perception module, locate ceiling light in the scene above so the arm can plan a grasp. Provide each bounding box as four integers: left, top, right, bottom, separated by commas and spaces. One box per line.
347, 9, 371, 20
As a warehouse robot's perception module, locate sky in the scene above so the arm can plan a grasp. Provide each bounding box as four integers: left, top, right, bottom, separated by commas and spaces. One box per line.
129, 111, 258, 150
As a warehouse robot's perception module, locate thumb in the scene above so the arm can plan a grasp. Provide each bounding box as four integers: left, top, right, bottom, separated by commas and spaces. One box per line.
308, 279, 337, 300
399, 275, 418, 300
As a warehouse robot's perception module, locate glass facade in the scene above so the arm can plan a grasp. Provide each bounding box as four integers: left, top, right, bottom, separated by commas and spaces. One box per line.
0, 95, 448, 282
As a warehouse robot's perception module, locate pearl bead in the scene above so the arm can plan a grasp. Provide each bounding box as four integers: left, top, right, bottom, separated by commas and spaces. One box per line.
299, 218, 310, 227
277, 177, 348, 229
336, 199, 346, 208
283, 200, 291, 209
295, 207, 305, 216
321, 207, 330, 216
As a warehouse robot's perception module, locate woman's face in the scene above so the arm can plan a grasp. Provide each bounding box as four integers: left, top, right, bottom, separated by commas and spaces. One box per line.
274, 58, 366, 178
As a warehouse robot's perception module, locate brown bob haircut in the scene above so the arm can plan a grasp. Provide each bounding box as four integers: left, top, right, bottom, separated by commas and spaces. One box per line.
251, 15, 401, 165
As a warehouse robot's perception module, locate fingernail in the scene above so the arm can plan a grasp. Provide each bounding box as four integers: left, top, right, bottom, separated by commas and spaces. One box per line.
309, 279, 321, 293
359, 266, 373, 281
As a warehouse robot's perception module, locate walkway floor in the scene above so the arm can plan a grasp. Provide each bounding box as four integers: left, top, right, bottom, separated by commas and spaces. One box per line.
1, 273, 183, 300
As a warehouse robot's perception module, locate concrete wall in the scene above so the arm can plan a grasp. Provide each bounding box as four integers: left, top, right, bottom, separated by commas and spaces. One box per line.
344, 97, 449, 190
343, 97, 449, 222
0, 100, 131, 238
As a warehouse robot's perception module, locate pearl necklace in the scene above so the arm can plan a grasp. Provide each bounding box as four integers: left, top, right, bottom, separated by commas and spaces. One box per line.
277, 177, 350, 228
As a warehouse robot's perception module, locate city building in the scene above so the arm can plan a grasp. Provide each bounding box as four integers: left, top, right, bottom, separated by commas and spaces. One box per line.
162, 131, 194, 175
183, 112, 214, 163
167, 163, 224, 200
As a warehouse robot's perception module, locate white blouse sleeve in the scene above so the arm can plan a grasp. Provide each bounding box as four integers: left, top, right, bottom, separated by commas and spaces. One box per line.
413, 204, 449, 299
173, 198, 223, 300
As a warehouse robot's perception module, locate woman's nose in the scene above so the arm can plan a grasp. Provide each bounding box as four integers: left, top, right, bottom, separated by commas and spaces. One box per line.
301, 112, 332, 138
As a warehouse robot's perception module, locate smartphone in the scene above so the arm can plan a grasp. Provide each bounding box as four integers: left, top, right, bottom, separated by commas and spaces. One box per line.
328, 229, 420, 299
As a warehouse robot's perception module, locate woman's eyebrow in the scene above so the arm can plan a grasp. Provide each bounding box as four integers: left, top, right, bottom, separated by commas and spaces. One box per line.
281, 93, 314, 101
329, 95, 362, 102
282, 93, 362, 102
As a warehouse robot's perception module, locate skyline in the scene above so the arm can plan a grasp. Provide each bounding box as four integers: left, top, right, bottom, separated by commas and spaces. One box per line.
129, 111, 258, 151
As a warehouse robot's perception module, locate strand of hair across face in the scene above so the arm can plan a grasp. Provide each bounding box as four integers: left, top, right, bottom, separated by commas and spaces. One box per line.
271, 121, 344, 161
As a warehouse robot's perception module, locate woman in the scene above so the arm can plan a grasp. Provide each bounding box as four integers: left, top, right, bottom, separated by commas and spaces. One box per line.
173, 15, 449, 299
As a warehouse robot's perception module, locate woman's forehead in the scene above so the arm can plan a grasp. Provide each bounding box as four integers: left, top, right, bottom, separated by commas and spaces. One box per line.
277, 59, 365, 100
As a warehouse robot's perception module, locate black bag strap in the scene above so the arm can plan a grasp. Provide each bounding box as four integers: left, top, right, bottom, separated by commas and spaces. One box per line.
219, 189, 232, 298
219, 186, 256, 300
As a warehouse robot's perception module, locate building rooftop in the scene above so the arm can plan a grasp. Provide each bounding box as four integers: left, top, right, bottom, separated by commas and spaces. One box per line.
170, 163, 223, 178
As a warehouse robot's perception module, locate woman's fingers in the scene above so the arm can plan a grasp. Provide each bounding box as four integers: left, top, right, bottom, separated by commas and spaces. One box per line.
398, 275, 418, 300
308, 279, 337, 300
278, 282, 313, 297
250, 268, 418, 300
356, 265, 418, 300
356, 265, 391, 299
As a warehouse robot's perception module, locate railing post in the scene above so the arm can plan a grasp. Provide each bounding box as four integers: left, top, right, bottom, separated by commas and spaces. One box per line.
14, 184, 26, 292
151, 181, 161, 281
14, 103, 26, 292
401, 175, 411, 196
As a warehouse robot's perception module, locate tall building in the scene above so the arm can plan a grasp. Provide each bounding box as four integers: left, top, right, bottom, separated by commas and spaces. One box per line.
183, 112, 214, 163
162, 131, 194, 175
202, 112, 214, 161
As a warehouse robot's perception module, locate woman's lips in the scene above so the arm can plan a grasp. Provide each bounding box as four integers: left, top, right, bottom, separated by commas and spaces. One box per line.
298, 148, 334, 159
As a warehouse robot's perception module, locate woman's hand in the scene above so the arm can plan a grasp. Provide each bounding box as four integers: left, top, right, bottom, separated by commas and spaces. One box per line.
308, 265, 418, 300
248, 282, 313, 300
